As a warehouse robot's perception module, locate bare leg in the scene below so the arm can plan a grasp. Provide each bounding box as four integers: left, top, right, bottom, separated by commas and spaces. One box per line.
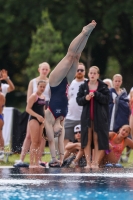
69, 149, 84, 168
45, 110, 59, 163
20, 122, 31, 162
84, 128, 92, 168
129, 115, 133, 139
29, 120, 42, 167
53, 117, 63, 135
91, 132, 100, 168
0, 123, 4, 151
38, 137, 46, 162
35, 127, 44, 167
64, 149, 72, 160
58, 121, 65, 165
54, 137, 59, 156
46, 21, 96, 140
98, 150, 106, 167
64, 139, 70, 148
74, 149, 84, 163
64, 142, 78, 160
49, 20, 97, 86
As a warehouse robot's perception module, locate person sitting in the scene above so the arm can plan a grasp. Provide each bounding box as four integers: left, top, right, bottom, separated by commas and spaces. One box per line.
63, 124, 85, 168
109, 74, 131, 163
98, 125, 133, 167
129, 90, 133, 139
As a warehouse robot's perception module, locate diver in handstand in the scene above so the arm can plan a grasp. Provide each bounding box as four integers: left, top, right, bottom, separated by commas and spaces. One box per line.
45, 20, 97, 166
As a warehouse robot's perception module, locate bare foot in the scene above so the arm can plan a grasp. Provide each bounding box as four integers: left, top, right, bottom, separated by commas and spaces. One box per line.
38, 165, 45, 168
91, 20, 97, 27
91, 163, 99, 169
51, 157, 60, 164
84, 164, 91, 169
29, 165, 36, 168
82, 20, 97, 35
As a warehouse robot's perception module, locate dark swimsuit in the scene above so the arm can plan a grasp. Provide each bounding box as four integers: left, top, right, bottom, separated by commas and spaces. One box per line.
0, 113, 4, 130
0, 114, 3, 121
48, 77, 68, 119
29, 96, 45, 125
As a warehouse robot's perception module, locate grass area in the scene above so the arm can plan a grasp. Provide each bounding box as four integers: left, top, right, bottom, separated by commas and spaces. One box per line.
105, 56, 120, 79
0, 147, 133, 167
120, 148, 133, 168
0, 147, 51, 166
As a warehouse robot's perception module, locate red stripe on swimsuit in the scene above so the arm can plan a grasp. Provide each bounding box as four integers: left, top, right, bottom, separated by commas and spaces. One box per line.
89, 89, 96, 120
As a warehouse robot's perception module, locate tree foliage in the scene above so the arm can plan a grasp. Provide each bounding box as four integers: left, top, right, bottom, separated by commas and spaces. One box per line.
25, 11, 64, 79
0, 0, 133, 108
0, 0, 47, 90
0, 0, 47, 106
46, 0, 133, 89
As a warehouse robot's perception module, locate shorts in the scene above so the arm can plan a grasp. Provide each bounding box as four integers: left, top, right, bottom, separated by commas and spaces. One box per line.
64, 119, 81, 142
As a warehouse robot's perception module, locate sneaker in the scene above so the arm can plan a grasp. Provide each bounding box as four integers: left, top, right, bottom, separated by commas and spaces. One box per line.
13, 162, 29, 168
39, 162, 47, 167
14, 160, 24, 164
0, 152, 4, 161
79, 157, 87, 167
49, 161, 60, 168
114, 163, 123, 168
105, 163, 113, 168
120, 156, 128, 163
69, 161, 78, 168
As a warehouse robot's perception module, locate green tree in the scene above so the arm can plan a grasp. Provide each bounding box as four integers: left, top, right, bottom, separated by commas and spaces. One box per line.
46, 0, 133, 90
25, 11, 64, 79
46, 0, 109, 75
0, 0, 47, 106
102, 1, 133, 90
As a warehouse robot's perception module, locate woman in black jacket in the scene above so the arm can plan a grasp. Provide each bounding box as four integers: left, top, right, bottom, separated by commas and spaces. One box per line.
76, 66, 110, 168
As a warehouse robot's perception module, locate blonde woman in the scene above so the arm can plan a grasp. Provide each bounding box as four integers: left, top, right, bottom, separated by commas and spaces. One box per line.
26, 80, 46, 168
76, 66, 110, 168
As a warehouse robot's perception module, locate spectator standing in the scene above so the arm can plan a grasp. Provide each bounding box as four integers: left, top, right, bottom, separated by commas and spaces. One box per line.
76, 66, 110, 168
109, 74, 130, 132
26, 80, 46, 168
14, 62, 50, 167
98, 125, 133, 167
0, 69, 15, 161
64, 63, 86, 147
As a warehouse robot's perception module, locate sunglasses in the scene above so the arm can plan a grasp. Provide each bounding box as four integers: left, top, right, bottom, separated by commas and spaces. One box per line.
74, 131, 81, 134
77, 69, 84, 72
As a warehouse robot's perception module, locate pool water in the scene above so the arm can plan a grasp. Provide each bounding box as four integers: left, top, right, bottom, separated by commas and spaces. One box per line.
0, 168, 133, 200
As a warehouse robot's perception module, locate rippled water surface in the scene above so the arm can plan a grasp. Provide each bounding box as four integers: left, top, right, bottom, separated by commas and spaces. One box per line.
0, 168, 133, 200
